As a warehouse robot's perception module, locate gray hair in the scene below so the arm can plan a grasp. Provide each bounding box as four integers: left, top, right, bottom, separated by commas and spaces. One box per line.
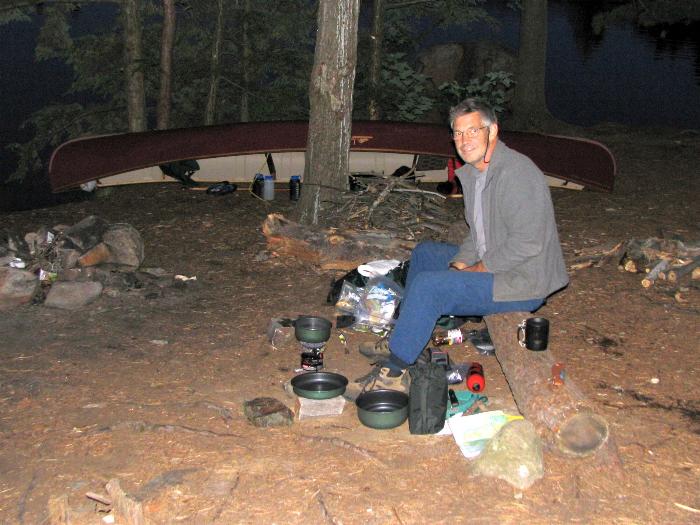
448, 98, 498, 129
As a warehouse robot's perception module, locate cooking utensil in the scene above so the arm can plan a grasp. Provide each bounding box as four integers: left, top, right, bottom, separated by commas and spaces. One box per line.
356, 389, 409, 429
291, 371, 348, 400
294, 316, 332, 344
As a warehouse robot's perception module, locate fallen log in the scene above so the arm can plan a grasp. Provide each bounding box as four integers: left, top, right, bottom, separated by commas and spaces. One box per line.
106, 479, 146, 525
485, 312, 618, 462
261, 213, 415, 271
667, 256, 700, 283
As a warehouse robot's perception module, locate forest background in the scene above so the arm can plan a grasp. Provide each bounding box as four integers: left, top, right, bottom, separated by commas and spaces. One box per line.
0, 0, 698, 190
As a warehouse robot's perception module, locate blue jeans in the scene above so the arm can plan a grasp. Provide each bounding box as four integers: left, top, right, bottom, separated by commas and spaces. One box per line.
387, 241, 544, 366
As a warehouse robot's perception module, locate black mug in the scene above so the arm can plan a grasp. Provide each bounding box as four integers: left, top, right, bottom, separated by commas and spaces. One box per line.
517, 317, 549, 351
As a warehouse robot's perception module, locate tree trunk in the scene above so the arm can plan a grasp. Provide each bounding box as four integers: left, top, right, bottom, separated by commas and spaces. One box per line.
510, 0, 554, 130
299, 0, 360, 225
123, 0, 147, 132
204, 0, 225, 126
156, 0, 176, 130
240, 0, 251, 122
368, 0, 384, 121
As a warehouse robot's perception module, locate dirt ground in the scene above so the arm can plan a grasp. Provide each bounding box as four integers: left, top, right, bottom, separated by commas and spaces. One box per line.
1, 125, 699, 524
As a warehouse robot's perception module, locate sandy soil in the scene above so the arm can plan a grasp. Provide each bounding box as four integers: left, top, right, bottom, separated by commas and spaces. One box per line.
1, 126, 699, 524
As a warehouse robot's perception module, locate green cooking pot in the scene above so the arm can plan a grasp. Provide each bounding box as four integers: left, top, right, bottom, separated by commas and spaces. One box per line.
294, 316, 332, 344
356, 389, 409, 429
291, 371, 348, 400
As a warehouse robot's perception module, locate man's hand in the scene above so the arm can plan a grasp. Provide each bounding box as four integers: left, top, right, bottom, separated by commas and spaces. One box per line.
450, 261, 488, 272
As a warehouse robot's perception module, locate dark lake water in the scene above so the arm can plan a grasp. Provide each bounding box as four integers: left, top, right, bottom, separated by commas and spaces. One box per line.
1, 1, 699, 179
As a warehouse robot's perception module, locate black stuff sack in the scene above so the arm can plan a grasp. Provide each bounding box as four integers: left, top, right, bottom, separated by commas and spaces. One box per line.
408, 362, 448, 434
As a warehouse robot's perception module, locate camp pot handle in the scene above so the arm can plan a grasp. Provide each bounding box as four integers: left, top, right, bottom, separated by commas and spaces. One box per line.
517, 320, 527, 348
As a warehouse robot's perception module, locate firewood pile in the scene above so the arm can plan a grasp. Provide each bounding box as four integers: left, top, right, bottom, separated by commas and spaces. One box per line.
262, 171, 461, 271
326, 170, 453, 240
569, 237, 700, 298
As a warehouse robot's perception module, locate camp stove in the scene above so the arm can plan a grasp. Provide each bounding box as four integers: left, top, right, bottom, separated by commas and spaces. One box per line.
299, 340, 325, 371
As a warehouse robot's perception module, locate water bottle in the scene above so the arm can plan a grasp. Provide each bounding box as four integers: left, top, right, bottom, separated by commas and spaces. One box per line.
289, 175, 301, 201
466, 362, 485, 392
263, 174, 275, 201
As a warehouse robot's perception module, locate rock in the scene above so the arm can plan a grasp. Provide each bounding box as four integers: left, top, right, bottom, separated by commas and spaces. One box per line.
44, 281, 103, 310
469, 419, 544, 490
77, 224, 144, 270
243, 397, 294, 427
461, 40, 516, 81
78, 243, 112, 268
0, 267, 39, 310
57, 247, 82, 270
102, 223, 144, 269
418, 43, 465, 88
63, 215, 110, 252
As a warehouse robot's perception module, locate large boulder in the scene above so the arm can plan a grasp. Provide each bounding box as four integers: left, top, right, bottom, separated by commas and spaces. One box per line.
78, 223, 144, 270
469, 419, 544, 490
44, 281, 103, 310
461, 40, 516, 81
417, 41, 516, 89
0, 267, 39, 310
417, 43, 465, 89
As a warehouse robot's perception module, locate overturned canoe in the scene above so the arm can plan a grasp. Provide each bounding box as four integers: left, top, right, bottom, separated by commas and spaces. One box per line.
48, 121, 615, 192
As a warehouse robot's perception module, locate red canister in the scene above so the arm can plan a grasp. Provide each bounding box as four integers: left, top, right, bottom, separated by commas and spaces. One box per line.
466, 362, 485, 392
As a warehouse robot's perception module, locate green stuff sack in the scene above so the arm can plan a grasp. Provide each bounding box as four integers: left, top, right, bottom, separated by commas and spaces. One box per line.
408, 362, 448, 434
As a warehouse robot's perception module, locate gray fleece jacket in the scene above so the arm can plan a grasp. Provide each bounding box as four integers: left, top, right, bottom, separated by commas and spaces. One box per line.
453, 140, 569, 301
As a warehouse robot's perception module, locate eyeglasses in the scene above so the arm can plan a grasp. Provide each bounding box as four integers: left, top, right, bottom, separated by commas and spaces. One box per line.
451, 126, 488, 139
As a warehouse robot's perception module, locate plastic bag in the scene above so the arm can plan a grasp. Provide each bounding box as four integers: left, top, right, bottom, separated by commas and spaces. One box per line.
354, 277, 403, 331
327, 260, 409, 305
334, 277, 403, 334
335, 281, 364, 313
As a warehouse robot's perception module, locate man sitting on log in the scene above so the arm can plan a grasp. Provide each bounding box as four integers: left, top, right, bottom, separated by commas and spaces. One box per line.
349, 97, 569, 396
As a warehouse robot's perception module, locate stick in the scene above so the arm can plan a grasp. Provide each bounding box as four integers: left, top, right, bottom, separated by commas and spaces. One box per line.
393, 188, 447, 199
642, 260, 670, 288
300, 434, 385, 466
366, 168, 416, 227
85, 492, 112, 505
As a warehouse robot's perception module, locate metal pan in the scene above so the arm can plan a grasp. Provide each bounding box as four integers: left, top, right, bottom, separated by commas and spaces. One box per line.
291, 371, 348, 400
356, 389, 409, 429
294, 316, 332, 344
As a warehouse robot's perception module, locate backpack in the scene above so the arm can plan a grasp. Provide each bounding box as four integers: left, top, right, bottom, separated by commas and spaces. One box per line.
159, 159, 200, 185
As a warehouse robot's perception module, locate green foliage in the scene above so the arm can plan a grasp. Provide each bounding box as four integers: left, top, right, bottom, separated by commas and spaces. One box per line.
592, 0, 700, 33
5, 0, 316, 180
35, 6, 71, 60
7, 102, 126, 182
377, 53, 433, 121
438, 71, 515, 117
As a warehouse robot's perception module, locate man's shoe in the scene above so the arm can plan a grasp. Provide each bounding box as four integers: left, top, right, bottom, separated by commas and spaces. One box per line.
344, 365, 409, 401
358, 338, 391, 361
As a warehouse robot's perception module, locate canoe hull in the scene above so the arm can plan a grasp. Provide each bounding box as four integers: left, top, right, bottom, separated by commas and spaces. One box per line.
48, 121, 615, 192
